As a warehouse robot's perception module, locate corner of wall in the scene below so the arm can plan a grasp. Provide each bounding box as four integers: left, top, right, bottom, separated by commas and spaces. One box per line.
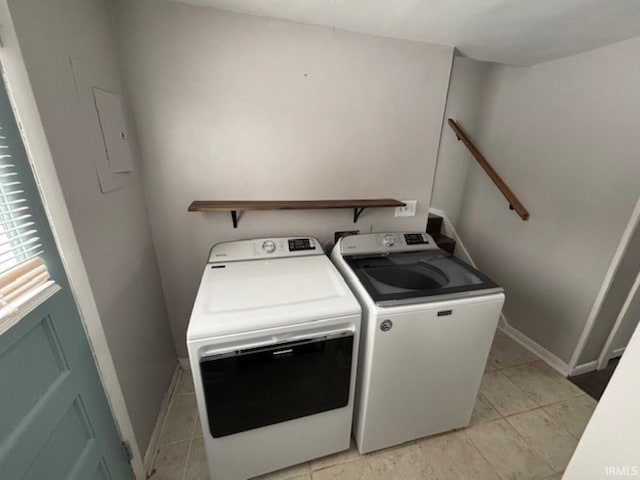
430, 208, 571, 376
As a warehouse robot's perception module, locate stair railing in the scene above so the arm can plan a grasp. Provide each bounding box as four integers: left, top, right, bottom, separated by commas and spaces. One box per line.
448, 118, 529, 220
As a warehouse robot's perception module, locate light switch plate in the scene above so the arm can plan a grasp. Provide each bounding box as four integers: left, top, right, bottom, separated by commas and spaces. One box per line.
395, 200, 417, 217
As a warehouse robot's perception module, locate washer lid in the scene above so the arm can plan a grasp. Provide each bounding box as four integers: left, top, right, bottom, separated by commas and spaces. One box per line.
344, 250, 502, 304
187, 255, 361, 340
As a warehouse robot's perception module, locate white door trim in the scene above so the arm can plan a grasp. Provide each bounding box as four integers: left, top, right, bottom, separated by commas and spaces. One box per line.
568, 194, 640, 374
597, 272, 640, 370
0, 4, 144, 478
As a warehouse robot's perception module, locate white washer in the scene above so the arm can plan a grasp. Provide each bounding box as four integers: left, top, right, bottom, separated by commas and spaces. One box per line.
187, 237, 361, 480
331, 232, 504, 453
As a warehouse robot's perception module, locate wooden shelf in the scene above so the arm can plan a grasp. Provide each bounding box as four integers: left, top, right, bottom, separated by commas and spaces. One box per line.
188, 199, 406, 228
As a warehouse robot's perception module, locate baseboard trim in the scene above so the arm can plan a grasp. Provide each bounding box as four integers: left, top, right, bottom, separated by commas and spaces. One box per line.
611, 347, 626, 357
178, 357, 190, 369
500, 322, 570, 376
570, 361, 598, 377
143, 362, 181, 473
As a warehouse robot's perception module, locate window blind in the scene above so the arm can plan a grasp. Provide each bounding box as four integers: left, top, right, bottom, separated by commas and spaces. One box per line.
0, 122, 55, 331
0, 127, 43, 274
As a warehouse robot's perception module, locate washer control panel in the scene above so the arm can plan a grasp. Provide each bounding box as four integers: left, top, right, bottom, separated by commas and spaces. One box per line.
339, 232, 438, 256
209, 237, 322, 262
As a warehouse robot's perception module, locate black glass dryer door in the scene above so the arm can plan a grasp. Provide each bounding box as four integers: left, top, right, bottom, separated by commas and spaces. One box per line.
200, 332, 354, 438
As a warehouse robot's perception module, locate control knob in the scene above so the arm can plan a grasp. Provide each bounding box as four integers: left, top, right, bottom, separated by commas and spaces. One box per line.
382, 234, 396, 247
262, 240, 276, 254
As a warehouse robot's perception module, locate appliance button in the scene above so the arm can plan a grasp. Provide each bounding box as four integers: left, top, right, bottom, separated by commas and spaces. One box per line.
262, 240, 276, 253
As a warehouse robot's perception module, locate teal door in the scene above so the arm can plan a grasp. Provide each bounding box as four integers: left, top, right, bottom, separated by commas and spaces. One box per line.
0, 75, 135, 478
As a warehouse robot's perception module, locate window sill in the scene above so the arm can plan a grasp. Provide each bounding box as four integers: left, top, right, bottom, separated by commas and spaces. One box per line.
0, 281, 61, 336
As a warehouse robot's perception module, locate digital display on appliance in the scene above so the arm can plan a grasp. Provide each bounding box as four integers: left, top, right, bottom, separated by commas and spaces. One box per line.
288, 238, 314, 251
404, 233, 428, 245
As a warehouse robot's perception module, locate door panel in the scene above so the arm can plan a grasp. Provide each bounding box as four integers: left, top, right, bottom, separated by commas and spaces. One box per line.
0, 74, 133, 479
0, 316, 65, 436
0, 284, 134, 479
92, 461, 113, 480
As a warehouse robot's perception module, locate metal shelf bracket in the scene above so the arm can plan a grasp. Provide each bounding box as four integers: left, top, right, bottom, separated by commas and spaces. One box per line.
230, 211, 240, 228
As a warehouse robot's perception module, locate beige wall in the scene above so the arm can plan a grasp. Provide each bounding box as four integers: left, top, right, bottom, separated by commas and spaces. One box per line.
435, 37, 640, 364
431, 56, 493, 225
114, 0, 454, 357
8, 0, 177, 452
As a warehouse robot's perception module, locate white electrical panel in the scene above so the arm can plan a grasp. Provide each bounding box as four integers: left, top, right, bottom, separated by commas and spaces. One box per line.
93, 88, 133, 174
71, 58, 134, 194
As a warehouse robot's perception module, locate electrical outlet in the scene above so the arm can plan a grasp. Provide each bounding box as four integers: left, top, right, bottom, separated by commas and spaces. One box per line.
395, 200, 417, 217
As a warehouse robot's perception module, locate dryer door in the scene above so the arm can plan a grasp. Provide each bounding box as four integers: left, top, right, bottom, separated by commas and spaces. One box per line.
200, 331, 354, 438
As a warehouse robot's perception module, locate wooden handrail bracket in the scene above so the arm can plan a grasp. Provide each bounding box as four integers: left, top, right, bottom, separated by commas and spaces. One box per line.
448, 119, 529, 220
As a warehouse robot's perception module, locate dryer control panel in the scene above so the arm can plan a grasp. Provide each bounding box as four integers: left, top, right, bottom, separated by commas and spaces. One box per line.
339, 232, 438, 256
208, 237, 323, 262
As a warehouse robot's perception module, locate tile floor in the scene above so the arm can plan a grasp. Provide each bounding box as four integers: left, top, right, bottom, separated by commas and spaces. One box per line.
148, 331, 596, 480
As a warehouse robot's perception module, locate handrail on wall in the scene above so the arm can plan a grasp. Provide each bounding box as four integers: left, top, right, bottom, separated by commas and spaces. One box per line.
448, 118, 529, 221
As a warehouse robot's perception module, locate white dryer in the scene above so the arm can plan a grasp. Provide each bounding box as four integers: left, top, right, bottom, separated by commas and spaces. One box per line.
331, 232, 504, 453
187, 237, 361, 480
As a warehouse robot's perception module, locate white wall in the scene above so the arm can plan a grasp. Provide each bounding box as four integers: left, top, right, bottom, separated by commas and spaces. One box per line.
434, 36, 640, 364
8, 0, 177, 452
431, 56, 492, 225
114, 0, 454, 357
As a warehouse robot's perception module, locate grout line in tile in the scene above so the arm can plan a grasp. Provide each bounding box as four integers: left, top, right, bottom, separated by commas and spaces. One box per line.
311, 459, 360, 475
310, 457, 361, 472
181, 368, 200, 480
491, 358, 536, 371
161, 438, 192, 447
180, 367, 195, 480
151, 366, 195, 473
502, 414, 559, 474
498, 400, 586, 448
467, 419, 555, 480
458, 429, 504, 480
501, 400, 580, 438
150, 371, 183, 472
464, 427, 508, 480
189, 401, 200, 440
180, 438, 193, 480
541, 399, 596, 443
482, 370, 544, 416
502, 404, 546, 418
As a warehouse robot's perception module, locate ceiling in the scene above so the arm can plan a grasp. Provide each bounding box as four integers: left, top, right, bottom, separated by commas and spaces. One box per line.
162, 0, 640, 65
